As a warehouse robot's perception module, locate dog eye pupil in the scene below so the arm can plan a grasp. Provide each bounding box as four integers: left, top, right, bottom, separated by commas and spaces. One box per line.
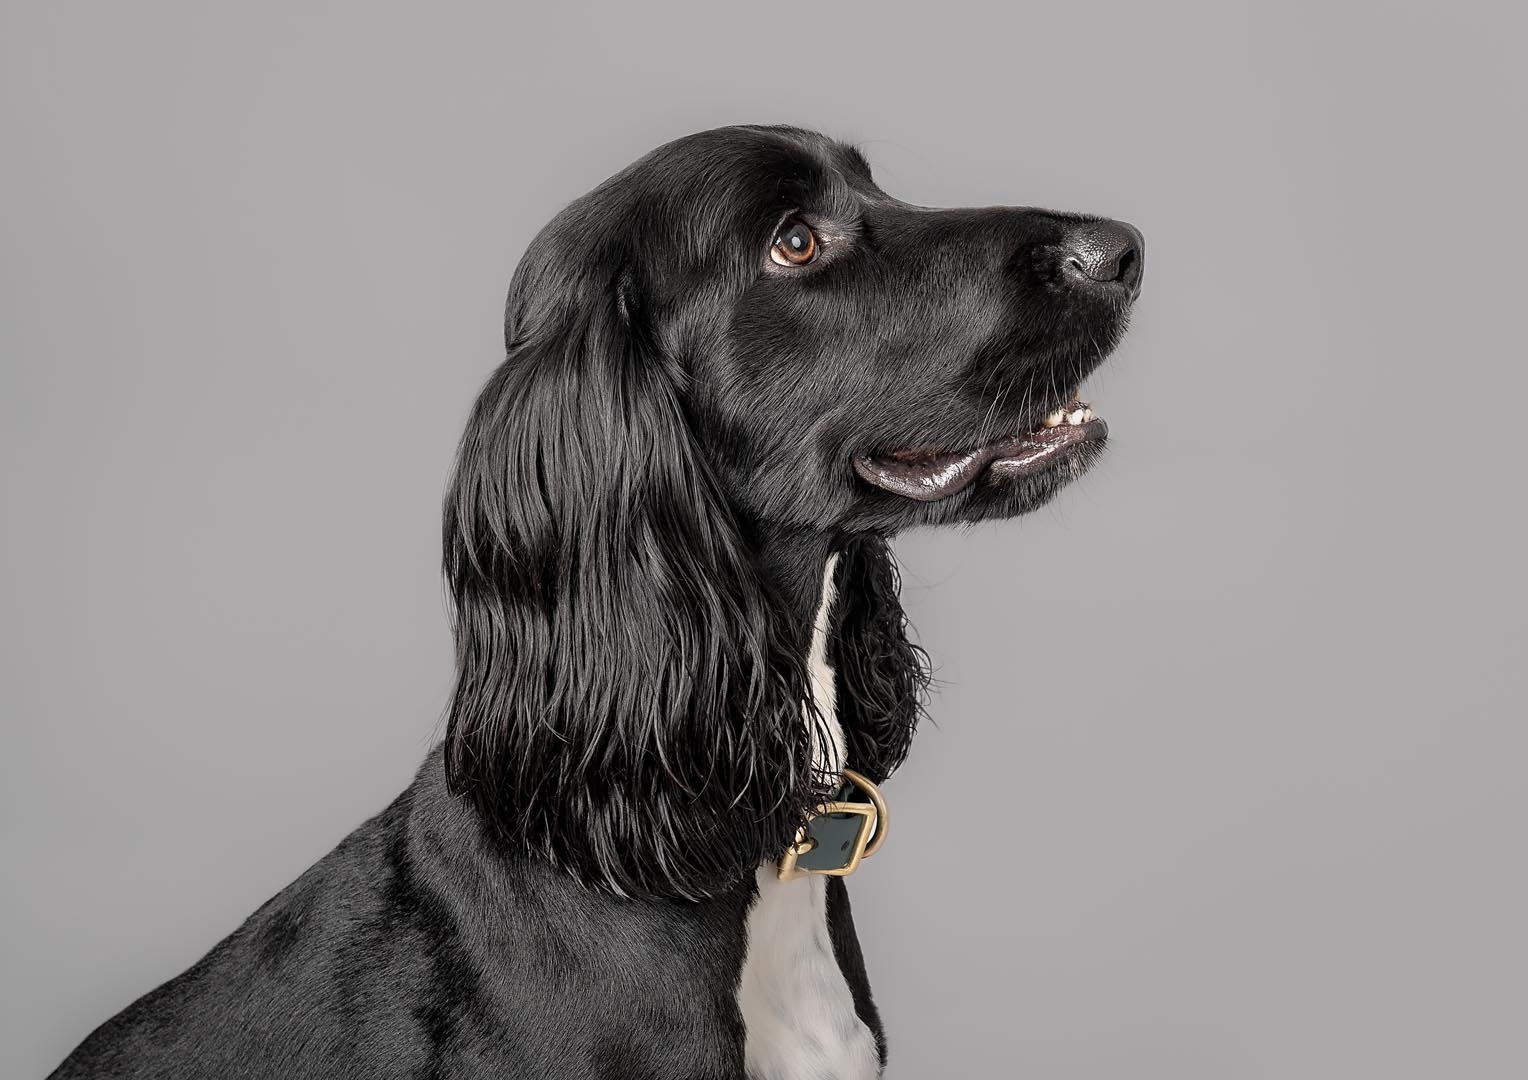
771, 220, 818, 266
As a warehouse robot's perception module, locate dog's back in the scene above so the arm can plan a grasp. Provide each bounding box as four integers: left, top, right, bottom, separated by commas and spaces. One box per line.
51, 750, 757, 1080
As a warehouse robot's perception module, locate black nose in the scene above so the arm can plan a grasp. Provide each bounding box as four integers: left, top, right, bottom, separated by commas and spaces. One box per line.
1061, 220, 1144, 296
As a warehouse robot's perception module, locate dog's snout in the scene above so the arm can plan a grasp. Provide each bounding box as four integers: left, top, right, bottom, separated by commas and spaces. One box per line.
1060, 220, 1144, 296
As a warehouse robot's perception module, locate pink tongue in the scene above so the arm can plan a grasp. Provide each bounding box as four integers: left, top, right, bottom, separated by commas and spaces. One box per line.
852, 423, 1097, 502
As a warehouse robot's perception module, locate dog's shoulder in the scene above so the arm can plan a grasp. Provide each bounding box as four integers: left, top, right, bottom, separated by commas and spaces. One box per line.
50, 762, 436, 1077
49, 748, 758, 1080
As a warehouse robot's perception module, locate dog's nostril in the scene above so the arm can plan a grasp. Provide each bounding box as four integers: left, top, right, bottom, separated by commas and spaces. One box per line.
1061, 220, 1145, 294
1115, 247, 1140, 288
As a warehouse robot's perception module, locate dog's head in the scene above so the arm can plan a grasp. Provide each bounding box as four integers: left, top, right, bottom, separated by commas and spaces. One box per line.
445, 126, 1141, 896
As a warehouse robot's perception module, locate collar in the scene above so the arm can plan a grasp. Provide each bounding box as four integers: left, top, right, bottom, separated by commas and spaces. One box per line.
776, 768, 889, 881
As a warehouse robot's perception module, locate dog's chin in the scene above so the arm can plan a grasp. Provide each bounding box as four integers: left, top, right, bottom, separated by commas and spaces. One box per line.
947, 436, 1106, 523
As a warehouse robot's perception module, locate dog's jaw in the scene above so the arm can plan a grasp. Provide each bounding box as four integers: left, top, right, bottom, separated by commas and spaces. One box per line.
852, 403, 1108, 503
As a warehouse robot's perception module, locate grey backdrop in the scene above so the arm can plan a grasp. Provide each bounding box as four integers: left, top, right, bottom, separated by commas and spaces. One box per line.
4, 2, 1524, 1077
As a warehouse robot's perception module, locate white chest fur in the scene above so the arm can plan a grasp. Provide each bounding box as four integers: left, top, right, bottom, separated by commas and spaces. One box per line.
739, 868, 880, 1079
737, 554, 881, 1079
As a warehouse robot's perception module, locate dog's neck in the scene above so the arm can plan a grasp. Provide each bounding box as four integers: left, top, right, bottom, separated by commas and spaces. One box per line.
753, 523, 851, 777
753, 523, 841, 629
806, 551, 845, 778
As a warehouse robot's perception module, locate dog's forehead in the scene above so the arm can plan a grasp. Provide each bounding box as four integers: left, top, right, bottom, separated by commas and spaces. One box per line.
747, 127, 876, 203
648, 125, 876, 218
784, 136, 877, 210
680, 125, 866, 173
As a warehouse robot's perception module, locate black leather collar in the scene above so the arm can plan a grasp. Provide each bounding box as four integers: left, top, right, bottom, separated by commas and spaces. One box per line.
776, 769, 889, 881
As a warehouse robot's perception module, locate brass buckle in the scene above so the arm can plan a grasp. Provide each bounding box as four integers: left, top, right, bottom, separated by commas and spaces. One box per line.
776, 768, 890, 882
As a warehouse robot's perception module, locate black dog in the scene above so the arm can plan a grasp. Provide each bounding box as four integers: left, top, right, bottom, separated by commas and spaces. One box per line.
51, 124, 1142, 1079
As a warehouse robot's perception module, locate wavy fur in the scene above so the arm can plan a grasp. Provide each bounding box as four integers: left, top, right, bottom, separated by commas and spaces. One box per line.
442, 207, 847, 898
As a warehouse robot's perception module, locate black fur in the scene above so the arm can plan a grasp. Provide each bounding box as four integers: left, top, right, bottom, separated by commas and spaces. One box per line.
50, 124, 1138, 1078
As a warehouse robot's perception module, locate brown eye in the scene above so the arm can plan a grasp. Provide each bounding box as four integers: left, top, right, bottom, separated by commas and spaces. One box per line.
770, 219, 818, 266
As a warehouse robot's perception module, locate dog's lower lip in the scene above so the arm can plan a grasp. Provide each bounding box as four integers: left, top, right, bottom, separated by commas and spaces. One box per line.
852, 405, 1107, 502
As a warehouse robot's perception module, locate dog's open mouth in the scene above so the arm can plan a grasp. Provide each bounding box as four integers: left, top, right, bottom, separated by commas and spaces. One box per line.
852, 399, 1107, 502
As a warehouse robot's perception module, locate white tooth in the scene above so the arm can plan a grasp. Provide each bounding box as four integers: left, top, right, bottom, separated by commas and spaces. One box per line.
1043, 409, 1066, 428
1080, 407, 1095, 421
1066, 408, 1087, 425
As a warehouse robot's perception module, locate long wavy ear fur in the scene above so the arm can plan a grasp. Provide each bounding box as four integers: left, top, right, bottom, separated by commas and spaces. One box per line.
443, 258, 824, 899
831, 536, 930, 783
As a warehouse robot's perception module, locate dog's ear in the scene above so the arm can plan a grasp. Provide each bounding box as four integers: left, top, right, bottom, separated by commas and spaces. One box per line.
830, 536, 929, 783
443, 259, 824, 898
